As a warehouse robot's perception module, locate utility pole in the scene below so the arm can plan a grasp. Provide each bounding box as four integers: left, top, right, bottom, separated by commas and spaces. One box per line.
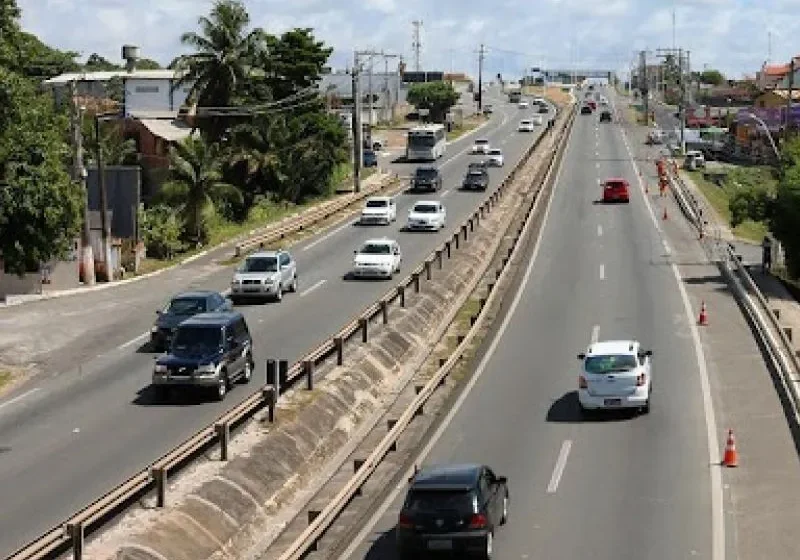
785, 56, 795, 144
639, 50, 649, 126
412, 20, 423, 71
351, 51, 362, 193
367, 55, 374, 129
94, 116, 113, 281
380, 51, 400, 124
682, 49, 689, 153
70, 81, 95, 286
477, 43, 486, 113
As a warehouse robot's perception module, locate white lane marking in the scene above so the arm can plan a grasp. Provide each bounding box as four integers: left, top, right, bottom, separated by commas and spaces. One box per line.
591, 325, 600, 344
302, 219, 358, 252
597, 224, 603, 237
615, 99, 725, 560
117, 332, 148, 350
547, 440, 573, 493
599, 263, 605, 279
441, 190, 452, 198
337, 99, 571, 560
0, 387, 41, 411
299, 279, 326, 297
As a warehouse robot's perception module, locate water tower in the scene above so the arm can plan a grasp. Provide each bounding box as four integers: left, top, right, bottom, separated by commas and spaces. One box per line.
121, 45, 140, 73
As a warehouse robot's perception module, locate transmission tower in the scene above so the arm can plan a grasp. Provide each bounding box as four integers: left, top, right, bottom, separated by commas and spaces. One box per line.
412, 20, 423, 71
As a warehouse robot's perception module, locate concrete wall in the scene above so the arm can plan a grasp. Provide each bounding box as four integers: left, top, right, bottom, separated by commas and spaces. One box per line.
0, 242, 80, 300
124, 78, 192, 117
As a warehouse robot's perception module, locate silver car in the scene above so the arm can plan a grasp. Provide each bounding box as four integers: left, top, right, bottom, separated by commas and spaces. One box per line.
230, 250, 297, 302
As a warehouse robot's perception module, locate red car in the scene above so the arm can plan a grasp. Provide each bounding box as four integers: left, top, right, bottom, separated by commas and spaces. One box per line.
603, 178, 630, 203
588, 100, 597, 111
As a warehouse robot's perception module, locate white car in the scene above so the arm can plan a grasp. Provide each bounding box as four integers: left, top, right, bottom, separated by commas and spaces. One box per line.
518, 119, 534, 132
360, 196, 396, 225
352, 238, 402, 279
406, 200, 446, 231
487, 148, 504, 167
518, 100, 529, 109
576, 340, 653, 415
531, 115, 543, 126
471, 138, 491, 154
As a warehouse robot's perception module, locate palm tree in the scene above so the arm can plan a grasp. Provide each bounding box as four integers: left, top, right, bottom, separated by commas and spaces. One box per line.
225, 115, 287, 207
173, 0, 266, 141
161, 135, 242, 245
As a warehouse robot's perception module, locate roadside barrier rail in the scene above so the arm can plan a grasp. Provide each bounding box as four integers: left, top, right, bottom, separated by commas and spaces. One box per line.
7, 103, 569, 560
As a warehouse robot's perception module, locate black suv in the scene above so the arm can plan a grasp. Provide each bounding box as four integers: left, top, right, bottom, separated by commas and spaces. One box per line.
462, 167, 489, 191
412, 166, 443, 192
151, 290, 232, 351
152, 311, 253, 401
396, 463, 509, 559
599, 109, 612, 122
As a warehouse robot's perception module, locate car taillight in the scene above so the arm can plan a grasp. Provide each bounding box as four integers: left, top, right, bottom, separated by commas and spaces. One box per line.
579, 376, 587, 389
636, 373, 647, 386
398, 513, 413, 529
468, 513, 488, 529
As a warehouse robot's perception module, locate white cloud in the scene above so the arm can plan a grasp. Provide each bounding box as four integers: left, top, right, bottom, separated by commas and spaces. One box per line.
15, 0, 800, 78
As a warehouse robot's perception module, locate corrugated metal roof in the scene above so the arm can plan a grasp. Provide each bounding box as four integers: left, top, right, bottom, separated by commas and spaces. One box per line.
139, 119, 195, 142
44, 69, 179, 85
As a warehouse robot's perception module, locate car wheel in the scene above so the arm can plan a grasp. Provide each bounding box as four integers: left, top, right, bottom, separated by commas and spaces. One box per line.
274, 286, 283, 302
289, 274, 298, 293
215, 373, 228, 401
240, 358, 253, 384
500, 492, 509, 525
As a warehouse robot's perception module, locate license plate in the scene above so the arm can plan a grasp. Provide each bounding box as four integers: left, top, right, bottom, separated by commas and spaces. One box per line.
244, 287, 260, 292
604, 398, 622, 406
427, 540, 453, 550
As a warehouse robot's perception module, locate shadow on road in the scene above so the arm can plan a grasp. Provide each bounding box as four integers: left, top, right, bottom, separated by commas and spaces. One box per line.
363, 527, 399, 560
132, 384, 214, 407
547, 391, 638, 423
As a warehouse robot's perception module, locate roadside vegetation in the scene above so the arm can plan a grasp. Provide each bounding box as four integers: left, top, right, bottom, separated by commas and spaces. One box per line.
0, 0, 350, 276
447, 114, 487, 141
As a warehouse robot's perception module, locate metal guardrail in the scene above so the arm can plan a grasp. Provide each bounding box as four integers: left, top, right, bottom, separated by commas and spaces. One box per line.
7, 104, 571, 560
233, 172, 401, 257
665, 165, 800, 419
277, 106, 577, 560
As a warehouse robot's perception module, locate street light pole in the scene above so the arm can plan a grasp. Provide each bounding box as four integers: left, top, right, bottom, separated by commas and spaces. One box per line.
94, 114, 113, 281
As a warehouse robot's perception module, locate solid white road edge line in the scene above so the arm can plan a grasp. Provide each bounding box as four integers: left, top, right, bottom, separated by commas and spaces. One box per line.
598, 224, 603, 237
299, 279, 326, 297
546, 440, 573, 493
0, 387, 41, 412
615, 94, 725, 560
599, 263, 605, 280
337, 106, 572, 560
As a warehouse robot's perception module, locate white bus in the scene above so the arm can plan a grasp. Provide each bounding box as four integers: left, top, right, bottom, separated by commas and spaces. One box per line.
406, 124, 447, 161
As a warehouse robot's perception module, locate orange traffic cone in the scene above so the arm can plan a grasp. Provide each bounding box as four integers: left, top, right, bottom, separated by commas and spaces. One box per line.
722, 429, 738, 467
662, 206, 668, 220
698, 301, 708, 325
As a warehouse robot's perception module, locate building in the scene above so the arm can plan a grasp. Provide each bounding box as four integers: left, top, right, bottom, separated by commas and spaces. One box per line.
754, 89, 800, 109
757, 60, 794, 90
320, 70, 406, 124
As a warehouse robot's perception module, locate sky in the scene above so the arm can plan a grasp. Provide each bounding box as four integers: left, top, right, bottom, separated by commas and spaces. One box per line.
16, 0, 800, 80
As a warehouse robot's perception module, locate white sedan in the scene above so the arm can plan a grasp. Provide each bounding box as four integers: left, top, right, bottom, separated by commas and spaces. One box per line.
487, 148, 504, 167
518, 100, 529, 109
360, 196, 396, 225
406, 200, 446, 231
518, 119, 534, 132
471, 138, 491, 154
352, 238, 402, 279
576, 339, 653, 415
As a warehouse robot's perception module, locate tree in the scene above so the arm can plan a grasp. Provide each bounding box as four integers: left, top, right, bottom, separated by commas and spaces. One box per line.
265, 28, 332, 105
173, 0, 266, 141
84, 53, 120, 71
406, 81, 460, 123
81, 117, 138, 166
0, 68, 83, 275
699, 69, 724, 86
137, 58, 162, 70
226, 114, 286, 211
160, 136, 242, 244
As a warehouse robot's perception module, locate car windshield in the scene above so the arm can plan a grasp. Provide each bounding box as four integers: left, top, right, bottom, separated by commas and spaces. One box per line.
521, 121, 531, 125
366, 200, 388, 208
489, 150, 501, 155
240, 256, 278, 273
164, 297, 207, 315
406, 490, 475, 513
171, 326, 222, 356
413, 204, 439, 213
469, 170, 485, 177
359, 243, 392, 255
584, 354, 638, 374
475, 140, 488, 145
415, 168, 438, 178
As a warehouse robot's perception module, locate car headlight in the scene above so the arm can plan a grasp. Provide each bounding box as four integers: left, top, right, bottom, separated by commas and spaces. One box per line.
196, 363, 217, 375
232, 278, 241, 285
154, 364, 168, 373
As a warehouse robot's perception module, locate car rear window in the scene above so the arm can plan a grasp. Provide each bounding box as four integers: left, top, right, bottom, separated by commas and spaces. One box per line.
585, 354, 638, 374
165, 297, 207, 315
366, 200, 388, 208
415, 168, 438, 178
413, 204, 438, 213
406, 490, 476, 513
605, 181, 626, 189
475, 139, 488, 145
171, 326, 223, 355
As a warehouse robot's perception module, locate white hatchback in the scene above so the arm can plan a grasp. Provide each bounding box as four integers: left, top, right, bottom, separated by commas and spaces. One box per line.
352, 238, 402, 279
471, 138, 491, 154
576, 340, 652, 414
518, 119, 534, 132
518, 100, 529, 109
487, 148, 504, 167
360, 196, 396, 225
406, 200, 446, 231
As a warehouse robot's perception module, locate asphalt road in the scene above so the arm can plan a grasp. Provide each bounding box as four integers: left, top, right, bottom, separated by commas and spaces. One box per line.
0, 89, 555, 556
340, 90, 719, 560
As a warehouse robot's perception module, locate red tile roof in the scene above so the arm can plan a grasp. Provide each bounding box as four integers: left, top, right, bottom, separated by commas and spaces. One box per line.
764, 63, 790, 76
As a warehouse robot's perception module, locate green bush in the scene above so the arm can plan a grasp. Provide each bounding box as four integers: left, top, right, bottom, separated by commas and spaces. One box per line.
140, 204, 184, 260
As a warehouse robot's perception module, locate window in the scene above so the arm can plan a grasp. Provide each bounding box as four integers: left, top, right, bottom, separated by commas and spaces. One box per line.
584, 354, 638, 374
365, 200, 388, 208
135, 85, 159, 93
165, 297, 207, 315
210, 293, 224, 309
360, 243, 391, 255
406, 490, 476, 514
280, 253, 290, 266
413, 204, 439, 214
171, 326, 222, 355
240, 257, 277, 273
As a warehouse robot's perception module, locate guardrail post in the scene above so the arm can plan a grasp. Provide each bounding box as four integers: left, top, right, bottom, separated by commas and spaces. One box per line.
413, 272, 420, 293
462, 224, 468, 242
353, 458, 366, 496
398, 285, 406, 308
773, 308, 781, 320
470, 315, 478, 326
425, 260, 432, 280
360, 317, 369, 343
487, 282, 495, 293
215, 422, 230, 461
414, 385, 425, 416
495, 269, 502, 280
303, 360, 314, 391
334, 336, 344, 365
479, 297, 486, 309
67, 521, 84, 560
387, 419, 398, 451
234, 245, 241, 258
446, 241, 452, 259
307, 511, 321, 551
457, 334, 465, 345
784, 327, 793, 342
439, 358, 447, 368
454, 232, 460, 250
152, 466, 167, 507
469, 217, 475, 232
278, 360, 288, 393
381, 300, 389, 324
268, 385, 277, 423
266, 359, 276, 387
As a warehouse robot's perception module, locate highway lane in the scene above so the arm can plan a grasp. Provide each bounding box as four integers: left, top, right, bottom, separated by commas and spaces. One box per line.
341, 94, 719, 560
0, 91, 554, 556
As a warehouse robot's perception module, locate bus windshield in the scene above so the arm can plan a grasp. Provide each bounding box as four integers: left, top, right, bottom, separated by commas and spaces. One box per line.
409, 134, 436, 148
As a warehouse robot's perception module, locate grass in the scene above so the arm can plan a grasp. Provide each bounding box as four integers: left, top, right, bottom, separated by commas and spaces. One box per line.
447, 115, 487, 141
0, 370, 12, 394
687, 169, 772, 243
135, 166, 376, 276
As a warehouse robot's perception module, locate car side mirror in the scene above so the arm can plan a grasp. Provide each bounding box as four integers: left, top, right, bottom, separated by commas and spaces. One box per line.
496, 475, 507, 485
577, 353, 586, 360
